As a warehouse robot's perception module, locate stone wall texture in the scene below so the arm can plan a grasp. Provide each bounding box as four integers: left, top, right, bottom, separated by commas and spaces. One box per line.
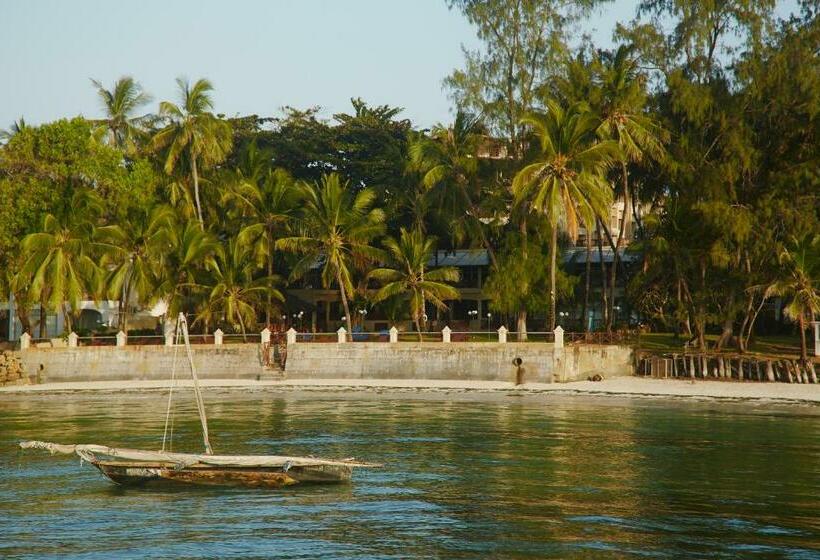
0, 351, 27, 386
18, 344, 268, 383
284, 342, 633, 383
12, 342, 633, 384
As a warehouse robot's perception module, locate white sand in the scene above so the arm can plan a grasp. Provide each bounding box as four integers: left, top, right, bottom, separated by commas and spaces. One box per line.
1, 376, 819, 403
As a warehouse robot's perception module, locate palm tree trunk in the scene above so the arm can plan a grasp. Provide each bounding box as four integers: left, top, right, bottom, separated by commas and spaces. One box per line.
608, 163, 630, 331
38, 300, 47, 339
62, 303, 72, 334
335, 268, 352, 341
517, 215, 528, 341
266, 243, 273, 328
596, 221, 609, 331
583, 230, 592, 333
458, 184, 498, 269
414, 315, 423, 343
799, 313, 808, 362
191, 154, 205, 229
549, 221, 558, 331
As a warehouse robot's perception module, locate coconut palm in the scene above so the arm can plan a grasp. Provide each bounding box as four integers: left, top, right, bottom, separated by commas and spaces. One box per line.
596, 46, 667, 330
409, 111, 498, 268
277, 173, 385, 338
151, 78, 233, 227
369, 228, 460, 341
196, 237, 284, 340
513, 100, 618, 329
153, 218, 219, 318
0, 117, 28, 143
90, 76, 152, 150
95, 205, 175, 331
18, 191, 102, 333
226, 154, 301, 325
769, 234, 820, 361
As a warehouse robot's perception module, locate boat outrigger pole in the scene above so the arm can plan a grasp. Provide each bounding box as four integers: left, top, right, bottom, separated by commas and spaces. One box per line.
177, 312, 213, 455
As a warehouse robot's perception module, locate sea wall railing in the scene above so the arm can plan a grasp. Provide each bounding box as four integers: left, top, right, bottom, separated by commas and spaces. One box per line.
17, 325, 635, 351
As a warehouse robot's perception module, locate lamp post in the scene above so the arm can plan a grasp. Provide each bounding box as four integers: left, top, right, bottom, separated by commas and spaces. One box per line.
358, 309, 368, 329
486, 312, 492, 331
468, 309, 478, 328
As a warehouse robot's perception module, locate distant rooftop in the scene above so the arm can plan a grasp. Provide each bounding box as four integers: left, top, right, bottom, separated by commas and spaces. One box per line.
428, 250, 490, 267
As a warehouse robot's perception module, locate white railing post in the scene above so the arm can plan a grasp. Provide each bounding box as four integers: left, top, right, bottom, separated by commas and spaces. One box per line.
389, 326, 398, 343
286, 327, 297, 345
116, 331, 127, 347
812, 321, 820, 357
442, 326, 451, 343
67, 332, 78, 348
497, 326, 507, 344
213, 328, 224, 346
337, 327, 347, 344
260, 327, 271, 346
554, 325, 564, 349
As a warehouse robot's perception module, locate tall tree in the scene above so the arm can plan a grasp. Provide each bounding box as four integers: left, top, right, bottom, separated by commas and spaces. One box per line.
95, 205, 174, 331
277, 173, 385, 337
90, 76, 152, 150
152, 78, 233, 227
770, 235, 820, 361
225, 145, 301, 325
513, 100, 617, 329
369, 228, 460, 341
446, 0, 599, 159
409, 111, 499, 266
18, 191, 102, 333
595, 45, 667, 330
196, 237, 283, 339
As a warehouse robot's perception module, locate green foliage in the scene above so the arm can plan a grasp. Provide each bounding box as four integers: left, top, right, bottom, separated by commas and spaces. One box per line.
369, 228, 460, 337
277, 173, 385, 335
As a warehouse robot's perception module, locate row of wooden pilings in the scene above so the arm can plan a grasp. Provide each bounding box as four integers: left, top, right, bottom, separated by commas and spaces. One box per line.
636, 352, 819, 384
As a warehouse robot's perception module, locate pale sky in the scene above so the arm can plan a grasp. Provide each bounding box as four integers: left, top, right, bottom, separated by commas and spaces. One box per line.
0, 0, 800, 130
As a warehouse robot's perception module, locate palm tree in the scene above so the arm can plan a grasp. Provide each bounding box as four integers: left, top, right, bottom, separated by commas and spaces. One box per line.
369, 228, 460, 341
277, 173, 385, 337
769, 234, 820, 361
18, 192, 101, 333
596, 46, 667, 329
196, 237, 284, 340
513, 100, 618, 330
95, 205, 175, 331
153, 218, 219, 319
151, 78, 233, 227
90, 76, 152, 150
0, 117, 27, 143
224, 144, 301, 325
409, 111, 498, 268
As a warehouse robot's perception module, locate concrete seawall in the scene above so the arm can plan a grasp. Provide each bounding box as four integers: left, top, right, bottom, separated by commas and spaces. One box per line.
18, 345, 268, 383
10, 342, 633, 385
285, 343, 633, 383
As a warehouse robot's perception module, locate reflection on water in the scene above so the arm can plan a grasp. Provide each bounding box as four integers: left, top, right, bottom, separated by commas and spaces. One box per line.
1, 391, 818, 559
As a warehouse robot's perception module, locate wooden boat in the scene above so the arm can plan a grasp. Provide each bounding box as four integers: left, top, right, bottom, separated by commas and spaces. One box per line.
19, 441, 377, 487
19, 313, 380, 488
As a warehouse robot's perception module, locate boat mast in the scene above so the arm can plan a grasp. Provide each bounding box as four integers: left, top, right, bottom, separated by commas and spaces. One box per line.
178, 312, 214, 455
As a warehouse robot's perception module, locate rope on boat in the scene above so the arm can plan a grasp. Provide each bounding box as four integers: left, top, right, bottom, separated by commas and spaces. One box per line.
161, 315, 182, 453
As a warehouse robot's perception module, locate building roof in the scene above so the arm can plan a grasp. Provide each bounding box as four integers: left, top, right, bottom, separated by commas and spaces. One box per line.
428, 250, 490, 267
563, 247, 642, 265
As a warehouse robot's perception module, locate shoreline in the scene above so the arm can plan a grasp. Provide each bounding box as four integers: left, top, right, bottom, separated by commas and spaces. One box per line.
1, 377, 819, 404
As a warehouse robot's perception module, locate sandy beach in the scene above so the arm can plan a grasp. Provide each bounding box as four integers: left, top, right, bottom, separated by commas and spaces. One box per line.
1, 376, 818, 404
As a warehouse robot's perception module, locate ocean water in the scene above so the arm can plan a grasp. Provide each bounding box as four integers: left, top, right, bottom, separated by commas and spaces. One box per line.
1, 390, 818, 559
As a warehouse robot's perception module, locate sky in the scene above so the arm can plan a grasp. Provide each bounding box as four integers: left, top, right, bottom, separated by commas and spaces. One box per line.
0, 0, 799, 130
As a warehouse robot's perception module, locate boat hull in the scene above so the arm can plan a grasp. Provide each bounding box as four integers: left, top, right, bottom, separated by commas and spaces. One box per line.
93, 461, 353, 488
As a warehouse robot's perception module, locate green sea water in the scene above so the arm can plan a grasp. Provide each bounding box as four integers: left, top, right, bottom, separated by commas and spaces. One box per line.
1, 390, 818, 559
